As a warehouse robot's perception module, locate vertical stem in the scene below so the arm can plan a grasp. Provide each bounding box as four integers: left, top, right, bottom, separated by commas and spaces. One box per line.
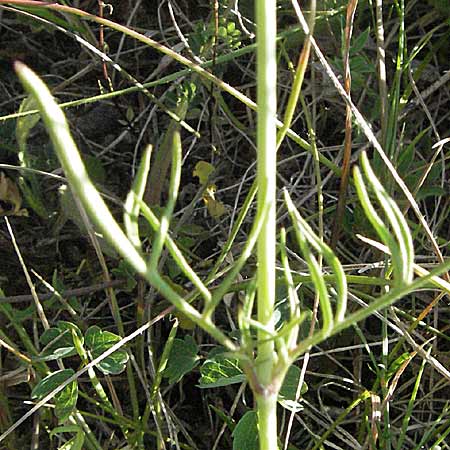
256, 0, 276, 363
256, 0, 278, 449
256, 393, 279, 450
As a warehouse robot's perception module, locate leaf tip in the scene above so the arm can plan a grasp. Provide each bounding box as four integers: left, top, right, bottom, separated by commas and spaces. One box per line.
13, 60, 27, 74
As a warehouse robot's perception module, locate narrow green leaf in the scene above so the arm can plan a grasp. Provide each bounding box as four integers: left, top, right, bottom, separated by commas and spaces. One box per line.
350, 27, 370, 54
199, 373, 246, 389
34, 347, 77, 362
50, 425, 83, 438
14, 5, 87, 34
209, 404, 236, 431
124, 144, 152, 249
386, 352, 410, 382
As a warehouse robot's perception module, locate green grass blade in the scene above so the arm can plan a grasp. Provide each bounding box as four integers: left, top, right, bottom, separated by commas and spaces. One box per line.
124, 144, 152, 249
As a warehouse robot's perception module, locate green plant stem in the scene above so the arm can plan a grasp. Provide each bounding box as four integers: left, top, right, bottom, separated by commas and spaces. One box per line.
255, 0, 278, 448
72, 411, 103, 450
255, 393, 279, 450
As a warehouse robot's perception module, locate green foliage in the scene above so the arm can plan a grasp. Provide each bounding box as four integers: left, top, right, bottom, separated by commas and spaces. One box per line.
198, 348, 245, 388
278, 365, 308, 411
386, 352, 410, 382
14, 5, 85, 33
15, 97, 40, 150
31, 369, 74, 399
50, 425, 85, 450
38, 323, 78, 362
111, 260, 138, 291
232, 411, 259, 450
49, 271, 81, 312
165, 81, 197, 110
163, 335, 199, 384
31, 369, 78, 422
34, 321, 129, 426
6, 3, 450, 448
57, 434, 84, 450
85, 326, 129, 375
333, 27, 376, 91
54, 378, 78, 422
189, 17, 242, 57
218, 18, 242, 50
15, 96, 48, 218
427, 0, 450, 15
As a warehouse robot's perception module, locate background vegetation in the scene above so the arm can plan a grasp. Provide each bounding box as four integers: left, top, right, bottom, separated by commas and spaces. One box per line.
0, 0, 449, 449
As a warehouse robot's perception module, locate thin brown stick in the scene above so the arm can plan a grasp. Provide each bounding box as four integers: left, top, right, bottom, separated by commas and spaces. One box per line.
331, 0, 358, 249
0, 279, 126, 304
97, 0, 108, 82
4, 217, 49, 329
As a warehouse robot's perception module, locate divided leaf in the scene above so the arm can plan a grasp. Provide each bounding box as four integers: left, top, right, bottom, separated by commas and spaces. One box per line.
39, 326, 77, 362
85, 325, 129, 375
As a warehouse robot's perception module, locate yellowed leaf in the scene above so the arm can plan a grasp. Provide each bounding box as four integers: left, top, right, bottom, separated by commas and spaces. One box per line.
193, 162, 226, 218
176, 311, 197, 330
0, 172, 27, 216
203, 188, 226, 219
193, 161, 215, 185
